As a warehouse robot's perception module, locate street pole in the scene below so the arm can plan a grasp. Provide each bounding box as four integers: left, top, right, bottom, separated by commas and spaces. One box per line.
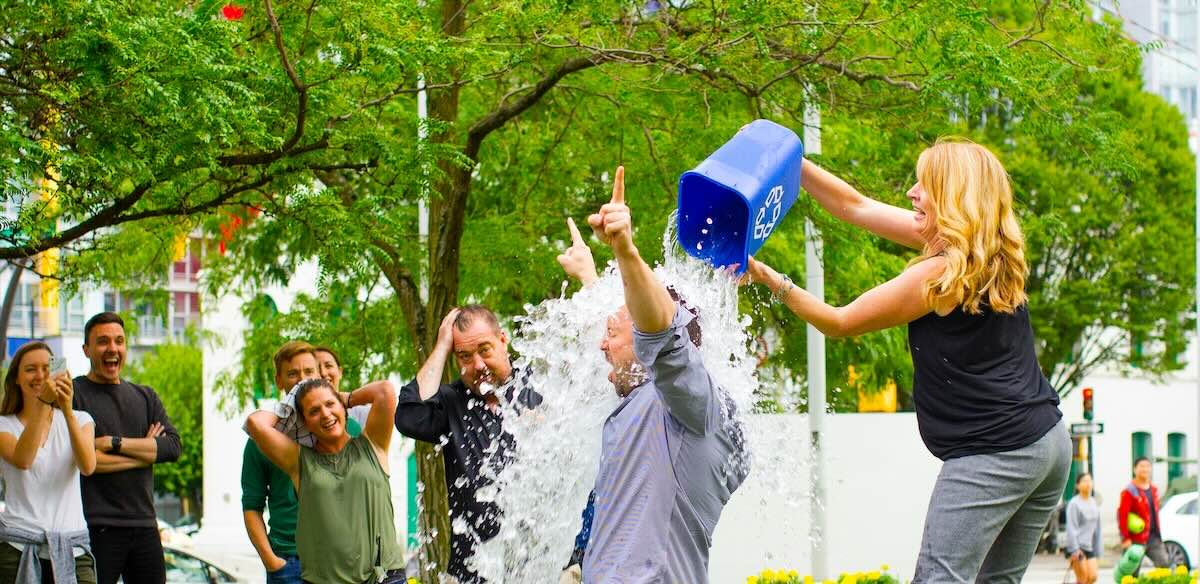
1191, 118, 1200, 553
417, 74, 430, 304
803, 96, 828, 580
805, 219, 828, 579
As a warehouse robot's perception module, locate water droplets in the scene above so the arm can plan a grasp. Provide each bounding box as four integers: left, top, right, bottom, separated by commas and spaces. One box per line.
452, 517, 470, 535
462, 219, 759, 580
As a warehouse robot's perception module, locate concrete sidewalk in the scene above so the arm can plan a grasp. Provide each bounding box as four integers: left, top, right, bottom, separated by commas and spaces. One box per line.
1023, 552, 1114, 584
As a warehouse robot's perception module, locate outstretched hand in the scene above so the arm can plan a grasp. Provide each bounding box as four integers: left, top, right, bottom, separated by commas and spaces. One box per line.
587, 166, 636, 258
556, 218, 598, 285
744, 256, 779, 287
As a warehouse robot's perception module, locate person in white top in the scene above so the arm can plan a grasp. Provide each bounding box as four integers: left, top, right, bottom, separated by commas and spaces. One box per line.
0, 341, 97, 584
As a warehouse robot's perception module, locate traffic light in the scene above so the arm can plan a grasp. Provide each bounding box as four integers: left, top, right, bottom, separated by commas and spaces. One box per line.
1082, 387, 1094, 421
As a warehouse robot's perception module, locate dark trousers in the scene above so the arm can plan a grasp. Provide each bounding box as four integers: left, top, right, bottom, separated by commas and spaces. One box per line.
89, 526, 165, 584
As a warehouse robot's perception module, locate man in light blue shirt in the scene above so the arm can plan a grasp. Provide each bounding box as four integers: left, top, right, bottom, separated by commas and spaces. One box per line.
579, 166, 750, 583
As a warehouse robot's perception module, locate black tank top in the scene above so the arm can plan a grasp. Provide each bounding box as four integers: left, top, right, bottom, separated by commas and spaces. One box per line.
908, 303, 1062, 460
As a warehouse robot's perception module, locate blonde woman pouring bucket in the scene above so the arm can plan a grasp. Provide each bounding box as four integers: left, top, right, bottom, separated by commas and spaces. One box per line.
743, 140, 1069, 583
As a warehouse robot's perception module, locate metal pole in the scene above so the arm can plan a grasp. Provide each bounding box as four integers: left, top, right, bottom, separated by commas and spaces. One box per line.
803, 95, 828, 580
1191, 119, 1200, 553
805, 219, 828, 580
417, 74, 430, 304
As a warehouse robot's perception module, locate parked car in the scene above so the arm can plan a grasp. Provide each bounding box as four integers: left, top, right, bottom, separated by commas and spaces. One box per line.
1160, 491, 1198, 570
120, 545, 242, 584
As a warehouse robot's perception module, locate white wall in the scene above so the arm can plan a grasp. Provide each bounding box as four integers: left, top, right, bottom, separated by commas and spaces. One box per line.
711, 372, 1200, 582
710, 414, 940, 582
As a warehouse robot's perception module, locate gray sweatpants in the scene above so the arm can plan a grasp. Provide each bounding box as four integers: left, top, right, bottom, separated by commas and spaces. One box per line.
913, 421, 1071, 584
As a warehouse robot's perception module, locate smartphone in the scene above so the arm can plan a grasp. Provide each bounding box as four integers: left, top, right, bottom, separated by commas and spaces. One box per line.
49, 356, 68, 377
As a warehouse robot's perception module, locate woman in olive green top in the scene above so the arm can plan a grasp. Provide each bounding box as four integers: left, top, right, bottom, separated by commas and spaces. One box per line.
246, 378, 404, 584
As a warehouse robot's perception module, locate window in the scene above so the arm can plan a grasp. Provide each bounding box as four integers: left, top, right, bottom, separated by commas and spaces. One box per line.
1183, 498, 1199, 515
171, 292, 201, 339
59, 295, 86, 333
1177, 86, 1195, 118
171, 238, 202, 284
1173, 0, 1198, 50
1162, 0, 1174, 37
9, 283, 45, 337
103, 292, 166, 340
1132, 431, 1153, 465
1168, 432, 1188, 485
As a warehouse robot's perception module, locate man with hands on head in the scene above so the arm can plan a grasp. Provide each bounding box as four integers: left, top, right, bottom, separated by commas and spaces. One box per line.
394, 305, 543, 584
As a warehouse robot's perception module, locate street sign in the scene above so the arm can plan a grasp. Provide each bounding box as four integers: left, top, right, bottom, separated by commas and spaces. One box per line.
1070, 422, 1105, 436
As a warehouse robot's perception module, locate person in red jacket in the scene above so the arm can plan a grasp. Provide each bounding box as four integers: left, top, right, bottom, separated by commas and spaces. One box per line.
1118, 457, 1172, 571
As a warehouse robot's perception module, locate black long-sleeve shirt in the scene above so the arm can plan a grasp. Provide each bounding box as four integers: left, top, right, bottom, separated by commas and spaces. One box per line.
394, 368, 541, 582
72, 376, 182, 528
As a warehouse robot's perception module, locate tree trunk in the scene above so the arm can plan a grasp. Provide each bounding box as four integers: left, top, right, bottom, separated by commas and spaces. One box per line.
0, 263, 26, 359
408, 2, 469, 579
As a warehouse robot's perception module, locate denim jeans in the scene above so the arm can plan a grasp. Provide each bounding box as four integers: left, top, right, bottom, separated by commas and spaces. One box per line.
266, 556, 301, 584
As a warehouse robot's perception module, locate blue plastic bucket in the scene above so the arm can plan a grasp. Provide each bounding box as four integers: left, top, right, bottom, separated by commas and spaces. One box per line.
677, 119, 804, 272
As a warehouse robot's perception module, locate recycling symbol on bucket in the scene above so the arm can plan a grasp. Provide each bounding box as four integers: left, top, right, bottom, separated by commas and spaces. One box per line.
753, 185, 785, 240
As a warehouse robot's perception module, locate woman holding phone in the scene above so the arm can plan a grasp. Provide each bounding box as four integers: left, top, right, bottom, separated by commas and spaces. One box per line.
0, 341, 98, 583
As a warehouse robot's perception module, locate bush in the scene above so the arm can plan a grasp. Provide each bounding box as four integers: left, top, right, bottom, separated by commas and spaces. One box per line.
1121, 566, 1197, 584
748, 566, 900, 584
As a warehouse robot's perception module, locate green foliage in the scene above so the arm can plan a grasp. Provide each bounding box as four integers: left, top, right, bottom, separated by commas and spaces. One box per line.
5, 0, 1195, 573
124, 340, 202, 508
214, 282, 415, 412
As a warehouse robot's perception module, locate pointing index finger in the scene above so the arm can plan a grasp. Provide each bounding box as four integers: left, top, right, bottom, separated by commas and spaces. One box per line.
567, 217, 584, 246
611, 166, 625, 205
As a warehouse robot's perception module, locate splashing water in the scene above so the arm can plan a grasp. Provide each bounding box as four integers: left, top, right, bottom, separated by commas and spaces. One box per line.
442, 214, 760, 581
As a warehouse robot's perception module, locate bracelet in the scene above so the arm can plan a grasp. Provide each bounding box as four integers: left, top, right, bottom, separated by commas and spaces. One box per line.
772, 274, 795, 303
343, 389, 354, 409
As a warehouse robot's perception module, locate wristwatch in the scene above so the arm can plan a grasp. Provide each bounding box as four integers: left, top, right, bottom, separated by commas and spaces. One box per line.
111, 436, 123, 455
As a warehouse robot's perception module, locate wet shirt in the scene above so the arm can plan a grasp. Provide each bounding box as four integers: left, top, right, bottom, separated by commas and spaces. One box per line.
394, 368, 541, 582
908, 304, 1062, 460
583, 307, 751, 584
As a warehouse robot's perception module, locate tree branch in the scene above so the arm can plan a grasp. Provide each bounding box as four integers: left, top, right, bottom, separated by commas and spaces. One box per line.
465, 55, 601, 159
0, 185, 149, 259
264, 0, 309, 154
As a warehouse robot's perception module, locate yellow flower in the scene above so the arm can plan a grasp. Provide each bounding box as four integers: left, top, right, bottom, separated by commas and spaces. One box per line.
748, 577, 759, 584
1121, 576, 1136, 584
1180, 566, 1192, 576
867, 572, 881, 580
804, 577, 815, 584
880, 565, 889, 572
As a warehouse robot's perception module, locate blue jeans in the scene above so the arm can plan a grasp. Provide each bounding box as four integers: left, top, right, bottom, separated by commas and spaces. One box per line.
266, 555, 302, 584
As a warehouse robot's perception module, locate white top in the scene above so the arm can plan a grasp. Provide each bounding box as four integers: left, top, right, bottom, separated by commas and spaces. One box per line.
0, 409, 94, 556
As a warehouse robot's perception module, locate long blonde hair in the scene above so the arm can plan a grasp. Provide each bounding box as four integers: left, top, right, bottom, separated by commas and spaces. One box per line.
913, 138, 1028, 314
